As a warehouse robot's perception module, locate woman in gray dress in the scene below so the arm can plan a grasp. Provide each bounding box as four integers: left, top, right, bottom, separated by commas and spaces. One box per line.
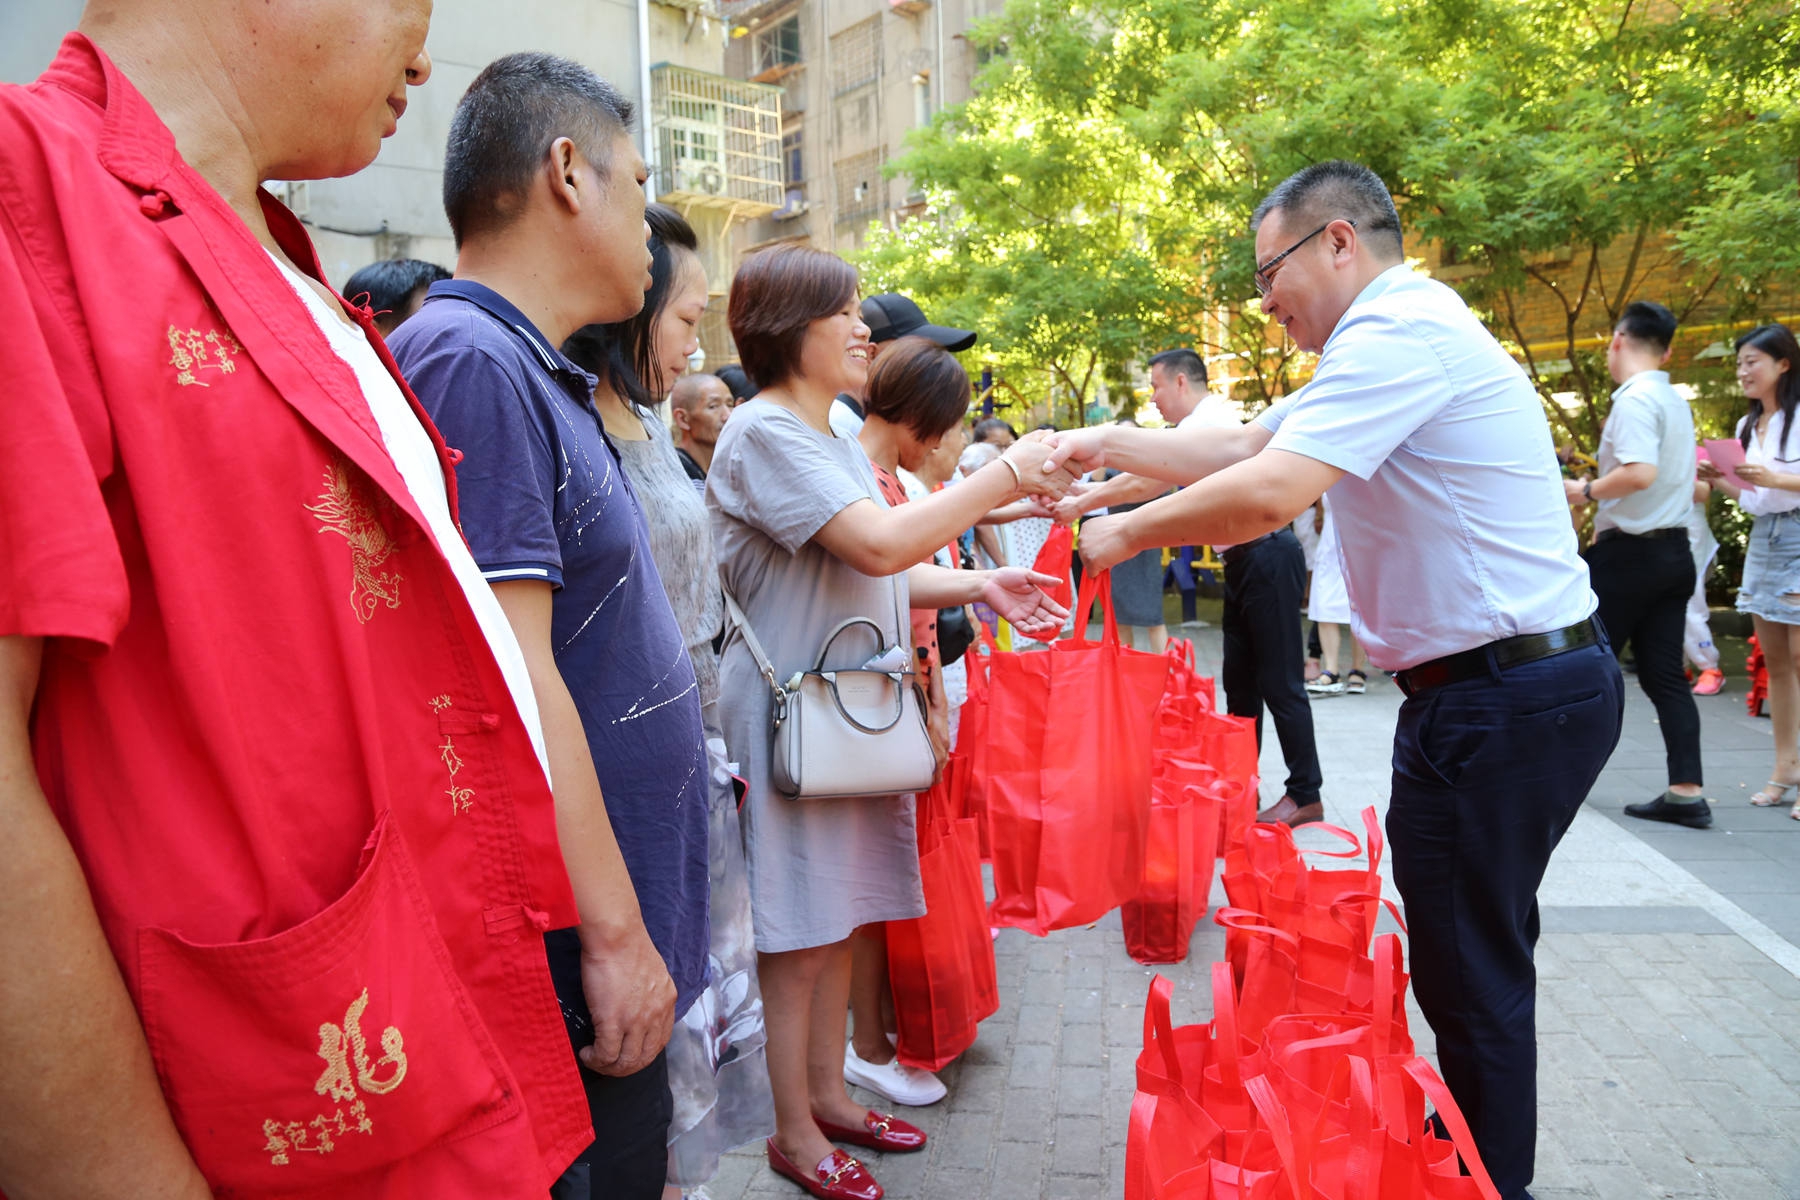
711, 245, 1075, 1200
563, 205, 774, 1200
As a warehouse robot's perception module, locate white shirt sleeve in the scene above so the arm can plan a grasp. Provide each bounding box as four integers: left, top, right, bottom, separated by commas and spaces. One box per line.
1605, 389, 1662, 467
1264, 309, 1456, 480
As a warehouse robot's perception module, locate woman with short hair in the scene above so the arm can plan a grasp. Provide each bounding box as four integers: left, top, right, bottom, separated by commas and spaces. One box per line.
710, 245, 1072, 1200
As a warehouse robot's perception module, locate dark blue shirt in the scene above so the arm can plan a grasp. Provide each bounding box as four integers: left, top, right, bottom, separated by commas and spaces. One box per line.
391, 280, 710, 1025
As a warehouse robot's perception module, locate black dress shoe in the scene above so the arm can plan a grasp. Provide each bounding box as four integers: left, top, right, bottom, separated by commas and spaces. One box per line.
1623, 792, 1712, 829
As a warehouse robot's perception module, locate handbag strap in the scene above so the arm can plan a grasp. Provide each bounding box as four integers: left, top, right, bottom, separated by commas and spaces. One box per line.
722, 587, 785, 704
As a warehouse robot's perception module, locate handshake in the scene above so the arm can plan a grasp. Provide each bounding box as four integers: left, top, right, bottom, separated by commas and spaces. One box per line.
992, 428, 1110, 512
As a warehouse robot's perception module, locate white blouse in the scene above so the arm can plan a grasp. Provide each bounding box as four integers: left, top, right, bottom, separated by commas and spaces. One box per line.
1735, 411, 1800, 516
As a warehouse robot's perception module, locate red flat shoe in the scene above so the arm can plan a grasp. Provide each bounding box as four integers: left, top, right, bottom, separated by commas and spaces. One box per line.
766, 1139, 883, 1200
814, 1109, 928, 1153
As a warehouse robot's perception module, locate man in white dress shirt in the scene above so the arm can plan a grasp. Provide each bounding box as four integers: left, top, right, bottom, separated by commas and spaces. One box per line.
1050, 161, 1623, 1200
1566, 301, 1708, 826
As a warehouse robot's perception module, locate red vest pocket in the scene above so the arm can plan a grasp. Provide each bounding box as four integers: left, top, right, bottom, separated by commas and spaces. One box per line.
136, 812, 522, 1195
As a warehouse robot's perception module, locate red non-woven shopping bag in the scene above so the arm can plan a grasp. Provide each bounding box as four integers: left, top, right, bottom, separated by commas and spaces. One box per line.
1241, 1056, 1502, 1200
1222, 808, 1386, 950
983, 572, 1168, 934
1019, 522, 1075, 643
1123, 784, 1221, 964
887, 778, 999, 1071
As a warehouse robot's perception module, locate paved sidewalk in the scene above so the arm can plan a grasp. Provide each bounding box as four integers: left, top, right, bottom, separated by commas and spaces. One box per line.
701, 625, 1800, 1200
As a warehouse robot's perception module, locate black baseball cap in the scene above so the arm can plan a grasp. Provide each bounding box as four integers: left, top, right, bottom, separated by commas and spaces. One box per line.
861, 293, 977, 352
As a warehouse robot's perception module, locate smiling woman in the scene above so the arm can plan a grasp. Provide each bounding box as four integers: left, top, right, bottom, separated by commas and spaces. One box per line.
711, 244, 1075, 1199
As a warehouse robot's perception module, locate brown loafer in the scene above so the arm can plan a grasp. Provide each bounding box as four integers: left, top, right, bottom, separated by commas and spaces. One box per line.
1256, 795, 1323, 827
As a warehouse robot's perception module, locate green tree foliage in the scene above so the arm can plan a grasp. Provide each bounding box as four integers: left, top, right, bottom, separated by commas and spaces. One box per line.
859, 0, 1800, 437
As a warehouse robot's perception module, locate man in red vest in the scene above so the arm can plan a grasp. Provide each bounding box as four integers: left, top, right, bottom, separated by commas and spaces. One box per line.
0, 4, 631, 1196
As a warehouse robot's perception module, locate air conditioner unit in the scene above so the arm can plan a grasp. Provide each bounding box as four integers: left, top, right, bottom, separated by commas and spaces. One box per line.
675, 162, 727, 196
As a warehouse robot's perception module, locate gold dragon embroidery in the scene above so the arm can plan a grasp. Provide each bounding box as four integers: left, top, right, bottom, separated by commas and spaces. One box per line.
262, 987, 409, 1166
306, 458, 403, 623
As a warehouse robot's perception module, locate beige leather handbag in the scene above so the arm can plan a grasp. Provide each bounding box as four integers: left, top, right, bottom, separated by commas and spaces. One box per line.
724, 588, 937, 800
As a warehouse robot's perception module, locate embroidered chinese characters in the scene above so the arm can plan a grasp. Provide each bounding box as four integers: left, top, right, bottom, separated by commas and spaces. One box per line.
262, 987, 410, 1166
433, 694, 475, 816
166, 324, 241, 387
306, 457, 403, 622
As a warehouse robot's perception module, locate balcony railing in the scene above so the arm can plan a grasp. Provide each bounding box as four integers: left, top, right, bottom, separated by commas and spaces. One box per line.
651, 65, 785, 214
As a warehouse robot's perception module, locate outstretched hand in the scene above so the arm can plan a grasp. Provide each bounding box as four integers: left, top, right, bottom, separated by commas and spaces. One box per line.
1041, 427, 1108, 476
1002, 437, 1080, 500
1076, 513, 1136, 574
981, 567, 1070, 638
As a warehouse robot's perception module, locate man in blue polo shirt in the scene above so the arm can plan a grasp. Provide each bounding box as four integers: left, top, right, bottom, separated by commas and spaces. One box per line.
1052, 161, 1622, 1200
390, 54, 709, 1200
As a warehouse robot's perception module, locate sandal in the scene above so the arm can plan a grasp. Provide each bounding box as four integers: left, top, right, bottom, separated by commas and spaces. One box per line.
1750, 780, 1799, 807
1306, 671, 1345, 696
1345, 669, 1368, 695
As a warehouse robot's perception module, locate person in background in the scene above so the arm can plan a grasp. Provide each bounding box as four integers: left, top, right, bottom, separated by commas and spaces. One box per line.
1566, 301, 1707, 828
828, 293, 976, 439
0, 6, 597, 1196
1051, 349, 1323, 824
671, 372, 734, 483
389, 56, 708, 1200
972, 416, 1018, 449
1701, 324, 1800, 814
711, 244, 1072, 1200
341, 256, 451, 336
1053, 161, 1621, 1199
1686, 463, 1724, 696
844, 338, 992, 1113
560, 203, 775, 1200
718, 362, 760, 405
907, 427, 976, 742
1305, 497, 1370, 696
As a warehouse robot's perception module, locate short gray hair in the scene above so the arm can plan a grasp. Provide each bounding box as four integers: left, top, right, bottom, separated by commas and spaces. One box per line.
1251, 161, 1404, 260
443, 52, 635, 247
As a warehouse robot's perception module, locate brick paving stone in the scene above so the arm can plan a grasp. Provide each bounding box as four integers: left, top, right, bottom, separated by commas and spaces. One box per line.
698, 626, 1800, 1200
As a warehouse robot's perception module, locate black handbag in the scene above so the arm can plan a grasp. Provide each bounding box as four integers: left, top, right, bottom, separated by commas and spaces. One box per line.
937, 604, 975, 666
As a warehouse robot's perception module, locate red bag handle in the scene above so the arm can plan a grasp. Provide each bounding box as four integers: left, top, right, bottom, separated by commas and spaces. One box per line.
1244, 1073, 1312, 1195
1403, 1058, 1502, 1200
1359, 805, 1385, 875
1209, 960, 1244, 1089
1213, 906, 1303, 951
1069, 570, 1121, 647
1314, 1056, 1382, 1200
1371, 933, 1402, 1059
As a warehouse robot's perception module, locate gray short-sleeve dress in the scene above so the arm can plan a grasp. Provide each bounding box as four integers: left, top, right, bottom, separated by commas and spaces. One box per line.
708, 400, 927, 953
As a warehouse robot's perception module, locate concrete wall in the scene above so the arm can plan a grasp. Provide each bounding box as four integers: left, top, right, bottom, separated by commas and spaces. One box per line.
2, 1, 646, 291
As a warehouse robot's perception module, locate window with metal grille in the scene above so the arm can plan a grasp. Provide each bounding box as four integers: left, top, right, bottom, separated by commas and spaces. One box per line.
754, 15, 802, 77
830, 17, 881, 94
781, 122, 804, 188
835, 149, 883, 222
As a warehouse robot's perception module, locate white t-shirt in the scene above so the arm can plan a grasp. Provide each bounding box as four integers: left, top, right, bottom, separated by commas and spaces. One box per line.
271, 257, 549, 777
1257, 266, 1596, 671
1734, 410, 1800, 516
1594, 370, 1696, 536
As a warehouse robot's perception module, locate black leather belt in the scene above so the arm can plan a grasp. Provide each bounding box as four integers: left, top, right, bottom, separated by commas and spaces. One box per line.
1593, 525, 1688, 544
1219, 534, 1274, 566
1394, 618, 1601, 698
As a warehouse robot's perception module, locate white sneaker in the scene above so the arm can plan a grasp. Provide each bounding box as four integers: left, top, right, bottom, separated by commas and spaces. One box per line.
843, 1043, 947, 1106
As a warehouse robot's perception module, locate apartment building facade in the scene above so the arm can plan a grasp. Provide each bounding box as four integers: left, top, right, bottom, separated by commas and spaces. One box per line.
718, 0, 1007, 259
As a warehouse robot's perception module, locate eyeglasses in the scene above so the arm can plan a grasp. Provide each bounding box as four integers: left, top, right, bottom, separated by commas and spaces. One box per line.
1253, 219, 1354, 297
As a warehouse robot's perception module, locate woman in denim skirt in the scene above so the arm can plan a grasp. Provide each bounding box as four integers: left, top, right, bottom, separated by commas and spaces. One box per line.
1703, 324, 1800, 815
